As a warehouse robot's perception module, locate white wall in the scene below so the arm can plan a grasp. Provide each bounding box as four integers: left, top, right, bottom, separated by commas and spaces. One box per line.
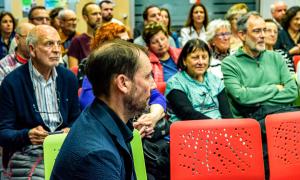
260, 0, 300, 19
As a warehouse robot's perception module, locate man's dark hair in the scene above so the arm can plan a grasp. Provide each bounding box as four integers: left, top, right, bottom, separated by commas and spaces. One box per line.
82, 2, 97, 16
86, 39, 147, 97
237, 11, 261, 32
142, 5, 159, 21
28, 6, 46, 20
99, 0, 113, 8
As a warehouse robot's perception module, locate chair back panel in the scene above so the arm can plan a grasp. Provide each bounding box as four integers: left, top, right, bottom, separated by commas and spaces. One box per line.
170, 119, 265, 180
43, 133, 67, 180
265, 111, 300, 179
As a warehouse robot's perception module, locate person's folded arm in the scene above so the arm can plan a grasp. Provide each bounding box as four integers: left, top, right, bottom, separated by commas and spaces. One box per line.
167, 89, 210, 120
217, 89, 233, 118
221, 60, 279, 105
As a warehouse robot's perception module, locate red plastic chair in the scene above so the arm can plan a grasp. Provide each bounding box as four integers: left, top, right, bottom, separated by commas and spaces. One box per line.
170, 119, 265, 180
70, 66, 79, 76
265, 111, 300, 180
293, 55, 300, 72
156, 82, 166, 94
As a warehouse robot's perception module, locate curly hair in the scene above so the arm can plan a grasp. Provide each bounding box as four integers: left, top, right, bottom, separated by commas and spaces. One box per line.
142, 22, 168, 45
90, 22, 129, 50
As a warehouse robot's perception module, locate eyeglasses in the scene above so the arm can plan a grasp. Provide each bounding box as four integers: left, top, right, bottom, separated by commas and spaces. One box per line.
63, 18, 78, 22
215, 32, 232, 39
31, 16, 50, 22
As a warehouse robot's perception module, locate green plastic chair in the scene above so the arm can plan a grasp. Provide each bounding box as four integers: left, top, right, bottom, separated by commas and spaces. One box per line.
43, 133, 67, 180
43, 129, 147, 180
130, 129, 147, 180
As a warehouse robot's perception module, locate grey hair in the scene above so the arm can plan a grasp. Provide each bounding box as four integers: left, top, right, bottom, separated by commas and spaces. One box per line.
206, 19, 231, 42
26, 28, 39, 47
270, 1, 287, 13
57, 9, 75, 20
237, 11, 261, 32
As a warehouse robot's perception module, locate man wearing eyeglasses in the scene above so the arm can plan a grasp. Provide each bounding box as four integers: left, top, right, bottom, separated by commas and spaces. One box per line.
0, 25, 80, 179
28, 6, 50, 25
221, 11, 298, 179
57, 9, 80, 57
0, 22, 35, 85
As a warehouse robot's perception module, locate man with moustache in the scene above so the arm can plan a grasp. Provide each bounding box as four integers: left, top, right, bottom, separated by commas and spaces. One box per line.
221, 12, 298, 178
68, 2, 101, 69
0, 25, 80, 179
51, 40, 155, 179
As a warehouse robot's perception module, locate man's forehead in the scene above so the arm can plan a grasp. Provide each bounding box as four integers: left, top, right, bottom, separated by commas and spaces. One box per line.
32, 9, 49, 16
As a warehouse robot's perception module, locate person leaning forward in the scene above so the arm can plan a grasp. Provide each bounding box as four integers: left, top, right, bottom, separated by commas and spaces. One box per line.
51, 39, 155, 180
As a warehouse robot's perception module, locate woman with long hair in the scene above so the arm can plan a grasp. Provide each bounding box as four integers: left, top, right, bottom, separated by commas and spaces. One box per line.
0, 11, 16, 59
180, 3, 208, 47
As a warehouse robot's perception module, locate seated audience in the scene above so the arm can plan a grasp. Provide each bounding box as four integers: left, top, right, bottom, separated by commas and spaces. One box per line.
0, 22, 35, 84
99, 0, 123, 25
160, 7, 180, 48
0, 11, 16, 59
275, 6, 300, 57
166, 39, 232, 122
68, 2, 101, 69
222, 11, 298, 119
224, 3, 249, 53
134, 5, 176, 47
206, 19, 231, 80
80, 22, 166, 137
51, 40, 154, 179
49, 7, 63, 30
57, 9, 80, 57
265, 19, 295, 74
222, 12, 299, 178
143, 22, 181, 83
0, 25, 80, 179
180, 3, 208, 47
270, 1, 287, 30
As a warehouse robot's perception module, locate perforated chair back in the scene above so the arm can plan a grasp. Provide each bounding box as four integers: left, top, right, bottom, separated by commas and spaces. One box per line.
170, 119, 265, 180
130, 129, 147, 180
43, 133, 67, 180
293, 55, 300, 71
265, 111, 300, 179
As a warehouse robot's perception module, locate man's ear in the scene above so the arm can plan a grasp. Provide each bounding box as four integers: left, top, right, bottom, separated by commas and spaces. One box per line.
115, 74, 131, 94
29, 44, 35, 58
83, 14, 88, 22
237, 30, 246, 42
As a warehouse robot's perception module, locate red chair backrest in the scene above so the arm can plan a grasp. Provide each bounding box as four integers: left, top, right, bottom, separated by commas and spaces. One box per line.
170, 119, 265, 180
265, 111, 300, 179
293, 55, 300, 72
70, 66, 79, 76
156, 82, 166, 94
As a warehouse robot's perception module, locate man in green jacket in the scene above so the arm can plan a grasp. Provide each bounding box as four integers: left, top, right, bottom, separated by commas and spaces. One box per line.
221, 11, 298, 118
221, 11, 299, 179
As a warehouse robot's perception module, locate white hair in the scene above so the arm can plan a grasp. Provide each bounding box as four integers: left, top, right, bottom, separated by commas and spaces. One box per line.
58, 9, 76, 20
206, 19, 231, 43
270, 1, 287, 13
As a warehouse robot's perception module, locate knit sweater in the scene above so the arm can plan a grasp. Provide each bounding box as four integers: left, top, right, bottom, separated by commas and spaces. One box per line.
221, 48, 298, 116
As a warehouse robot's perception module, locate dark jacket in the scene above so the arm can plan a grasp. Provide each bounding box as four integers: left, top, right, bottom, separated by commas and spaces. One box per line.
51, 99, 135, 180
0, 63, 80, 168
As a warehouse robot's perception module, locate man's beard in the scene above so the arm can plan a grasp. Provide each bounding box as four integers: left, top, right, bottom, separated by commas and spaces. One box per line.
124, 87, 149, 118
88, 21, 100, 30
103, 15, 113, 22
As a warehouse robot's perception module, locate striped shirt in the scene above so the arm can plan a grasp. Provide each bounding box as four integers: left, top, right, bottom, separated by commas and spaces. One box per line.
0, 53, 23, 85
29, 60, 62, 132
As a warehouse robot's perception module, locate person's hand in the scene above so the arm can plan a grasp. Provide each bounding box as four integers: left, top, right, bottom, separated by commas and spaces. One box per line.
133, 114, 155, 138
61, 127, 70, 133
28, 125, 48, 145
276, 84, 284, 91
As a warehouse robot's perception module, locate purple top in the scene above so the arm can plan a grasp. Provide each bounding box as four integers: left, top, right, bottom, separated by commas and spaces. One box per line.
79, 76, 167, 111
68, 33, 91, 63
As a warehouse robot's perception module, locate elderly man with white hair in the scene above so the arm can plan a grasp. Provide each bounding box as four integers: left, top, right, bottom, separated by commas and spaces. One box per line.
270, 1, 287, 30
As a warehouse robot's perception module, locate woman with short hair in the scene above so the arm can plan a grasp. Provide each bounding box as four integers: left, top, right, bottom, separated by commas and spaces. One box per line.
166, 39, 232, 122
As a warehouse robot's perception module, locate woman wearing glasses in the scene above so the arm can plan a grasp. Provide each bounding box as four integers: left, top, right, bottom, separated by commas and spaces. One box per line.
206, 19, 232, 80
165, 39, 232, 122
